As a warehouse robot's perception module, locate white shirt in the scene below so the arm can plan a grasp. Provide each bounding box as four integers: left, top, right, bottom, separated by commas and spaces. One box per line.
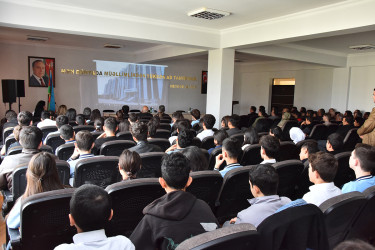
303, 182, 342, 207
54, 229, 135, 250
196, 129, 214, 141
260, 159, 276, 164
37, 118, 56, 128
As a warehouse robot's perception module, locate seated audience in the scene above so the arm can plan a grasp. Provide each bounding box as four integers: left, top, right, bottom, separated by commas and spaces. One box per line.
242, 127, 259, 150
118, 120, 130, 132
166, 130, 194, 154
130, 153, 218, 249
226, 114, 242, 136
147, 119, 159, 139
329, 108, 336, 119
83, 107, 91, 121
268, 106, 279, 120
75, 114, 86, 126
248, 106, 259, 126
0, 126, 43, 190
221, 115, 230, 129
208, 129, 228, 154
322, 113, 332, 126
214, 138, 242, 177
354, 117, 364, 128
7, 152, 64, 231
156, 105, 170, 120
66, 108, 77, 122
122, 105, 130, 119
336, 115, 353, 137
197, 114, 216, 141
277, 112, 291, 128
333, 239, 375, 250
55, 184, 135, 250
259, 135, 280, 164
59, 124, 75, 143
93, 117, 118, 154
170, 111, 184, 128
33, 100, 45, 122
37, 111, 56, 128
139, 105, 153, 119
94, 117, 104, 132
301, 116, 314, 135
289, 127, 306, 144
89, 109, 101, 124
252, 110, 267, 129
118, 149, 141, 181
116, 110, 124, 123
129, 122, 162, 154
190, 109, 200, 127
336, 112, 344, 122
354, 109, 362, 118
291, 110, 302, 122
299, 141, 319, 164
326, 133, 344, 155
269, 126, 282, 141
363, 112, 370, 120
342, 144, 375, 193
4, 125, 22, 155
1, 110, 18, 139
17, 111, 33, 126
169, 119, 191, 144
57, 105, 67, 116
181, 146, 209, 172
43, 115, 69, 144
229, 164, 291, 227
128, 113, 139, 126
302, 152, 341, 206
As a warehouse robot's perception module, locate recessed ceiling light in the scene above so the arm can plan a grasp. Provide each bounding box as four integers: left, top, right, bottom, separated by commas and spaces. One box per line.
188, 7, 231, 20
104, 44, 123, 49
27, 35, 48, 42
349, 44, 375, 50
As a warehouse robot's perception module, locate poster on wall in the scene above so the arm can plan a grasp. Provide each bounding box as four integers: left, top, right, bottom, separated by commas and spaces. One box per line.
28, 56, 55, 88
201, 71, 207, 94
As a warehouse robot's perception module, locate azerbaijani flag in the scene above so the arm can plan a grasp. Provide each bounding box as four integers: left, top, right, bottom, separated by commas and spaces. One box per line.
46, 59, 55, 111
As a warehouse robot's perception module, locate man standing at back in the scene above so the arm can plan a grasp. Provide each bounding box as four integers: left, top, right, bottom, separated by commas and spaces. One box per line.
358, 88, 375, 146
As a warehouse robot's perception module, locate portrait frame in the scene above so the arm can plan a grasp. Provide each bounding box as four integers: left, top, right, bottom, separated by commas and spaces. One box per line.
28, 56, 55, 88
201, 71, 207, 94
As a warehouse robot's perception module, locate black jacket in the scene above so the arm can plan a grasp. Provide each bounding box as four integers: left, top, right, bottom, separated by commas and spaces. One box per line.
130, 190, 218, 250
128, 140, 162, 154
226, 127, 242, 137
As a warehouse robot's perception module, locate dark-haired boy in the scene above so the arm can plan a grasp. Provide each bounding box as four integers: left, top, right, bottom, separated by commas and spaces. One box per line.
165, 130, 194, 154
214, 138, 242, 177
54, 184, 135, 250
226, 114, 242, 137
196, 114, 216, 141
37, 110, 56, 128
130, 153, 218, 249
190, 109, 200, 127
43, 115, 69, 144
129, 122, 162, 154
299, 141, 319, 165
93, 117, 118, 154
302, 152, 341, 206
326, 133, 344, 155
259, 135, 280, 164
342, 144, 375, 193
208, 129, 228, 154
60, 125, 75, 143
229, 164, 291, 227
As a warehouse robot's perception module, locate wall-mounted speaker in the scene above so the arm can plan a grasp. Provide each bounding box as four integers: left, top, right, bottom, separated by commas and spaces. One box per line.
2, 79, 25, 103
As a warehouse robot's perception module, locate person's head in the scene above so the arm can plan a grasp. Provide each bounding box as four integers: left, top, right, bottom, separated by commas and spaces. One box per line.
35, 100, 46, 112
289, 127, 306, 144
343, 115, 354, 126
75, 130, 94, 152
5, 110, 17, 122
269, 126, 282, 141
128, 113, 139, 123
160, 153, 192, 191
59, 124, 74, 141
90, 109, 101, 122
259, 135, 280, 160
329, 108, 336, 117
83, 107, 91, 120
317, 109, 325, 117
214, 129, 229, 146
228, 114, 240, 129
349, 144, 375, 173
32, 60, 46, 78
191, 109, 200, 121
147, 119, 158, 138
259, 106, 266, 114
19, 126, 42, 149
57, 105, 67, 116
305, 116, 312, 124
243, 127, 259, 145
116, 110, 124, 121
326, 133, 344, 152
249, 164, 279, 197
250, 106, 256, 113
66, 108, 77, 121
300, 107, 307, 113
24, 152, 63, 198
41, 110, 50, 120
300, 141, 319, 161
94, 117, 104, 132
336, 113, 344, 122
177, 129, 195, 148
76, 114, 85, 125
175, 119, 191, 132
142, 106, 149, 113
281, 112, 291, 121
308, 152, 338, 183
181, 146, 208, 172
171, 112, 184, 123
364, 112, 370, 120
282, 107, 290, 114
119, 149, 141, 180
202, 114, 216, 130
354, 117, 364, 127
69, 184, 112, 232
103, 117, 117, 134
122, 105, 129, 115
271, 106, 279, 116
18, 111, 33, 126
323, 113, 330, 123
130, 122, 148, 142
118, 120, 130, 132
334, 239, 375, 250
56, 115, 69, 129
221, 116, 230, 128
13, 125, 23, 141
222, 138, 242, 161
158, 105, 165, 113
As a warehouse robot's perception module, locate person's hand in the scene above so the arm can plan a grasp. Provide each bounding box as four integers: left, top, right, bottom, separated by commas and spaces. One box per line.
230, 217, 237, 224
214, 153, 225, 170
165, 144, 177, 153
70, 146, 80, 160
359, 135, 364, 139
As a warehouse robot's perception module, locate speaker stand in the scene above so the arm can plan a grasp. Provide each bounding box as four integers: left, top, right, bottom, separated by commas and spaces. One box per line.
18, 97, 21, 113
7, 102, 12, 111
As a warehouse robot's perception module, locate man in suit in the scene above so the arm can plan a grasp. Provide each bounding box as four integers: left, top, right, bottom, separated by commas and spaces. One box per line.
358, 88, 375, 146
129, 122, 162, 154
29, 60, 49, 87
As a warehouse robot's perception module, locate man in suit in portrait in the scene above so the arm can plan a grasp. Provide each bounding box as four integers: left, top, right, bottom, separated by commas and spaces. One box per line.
29, 59, 49, 87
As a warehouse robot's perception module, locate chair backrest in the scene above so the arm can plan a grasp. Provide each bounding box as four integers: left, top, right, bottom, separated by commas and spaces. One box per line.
257, 204, 329, 250
201, 136, 215, 150
40, 126, 58, 140
319, 192, 367, 249
208, 147, 224, 170
255, 118, 273, 133
4, 135, 16, 154
56, 142, 75, 161
308, 124, 328, 140
200, 148, 210, 163
129, 109, 140, 113
160, 119, 171, 123
154, 129, 170, 139
345, 186, 375, 241
99, 140, 136, 156
137, 152, 166, 178
272, 160, 304, 199
73, 125, 95, 133
278, 141, 299, 161
148, 138, 171, 151
281, 120, 299, 141
40, 145, 54, 154
240, 144, 262, 166
191, 137, 202, 148
294, 161, 312, 199
7, 145, 23, 155
56, 160, 71, 185
116, 131, 133, 140
3, 127, 14, 141
187, 171, 223, 211
45, 133, 65, 152
215, 165, 254, 224
334, 151, 355, 188
91, 131, 102, 140
73, 156, 120, 188
327, 124, 339, 137
17, 189, 76, 250
105, 178, 165, 237
230, 133, 244, 145
176, 223, 259, 250
343, 128, 361, 151
159, 123, 171, 130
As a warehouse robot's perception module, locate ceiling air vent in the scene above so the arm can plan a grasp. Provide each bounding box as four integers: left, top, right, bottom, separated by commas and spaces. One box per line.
27, 35, 48, 42
104, 44, 122, 49
188, 7, 231, 20
349, 44, 375, 51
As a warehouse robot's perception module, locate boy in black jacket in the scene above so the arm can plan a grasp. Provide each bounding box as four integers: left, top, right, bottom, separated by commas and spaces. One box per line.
130, 153, 218, 250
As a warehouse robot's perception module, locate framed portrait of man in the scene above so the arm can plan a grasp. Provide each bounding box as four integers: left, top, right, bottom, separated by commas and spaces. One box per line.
28, 57, 55, 87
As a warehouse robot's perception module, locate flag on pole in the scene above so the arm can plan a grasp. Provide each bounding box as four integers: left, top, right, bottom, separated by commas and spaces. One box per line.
47, 66, 55, 112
